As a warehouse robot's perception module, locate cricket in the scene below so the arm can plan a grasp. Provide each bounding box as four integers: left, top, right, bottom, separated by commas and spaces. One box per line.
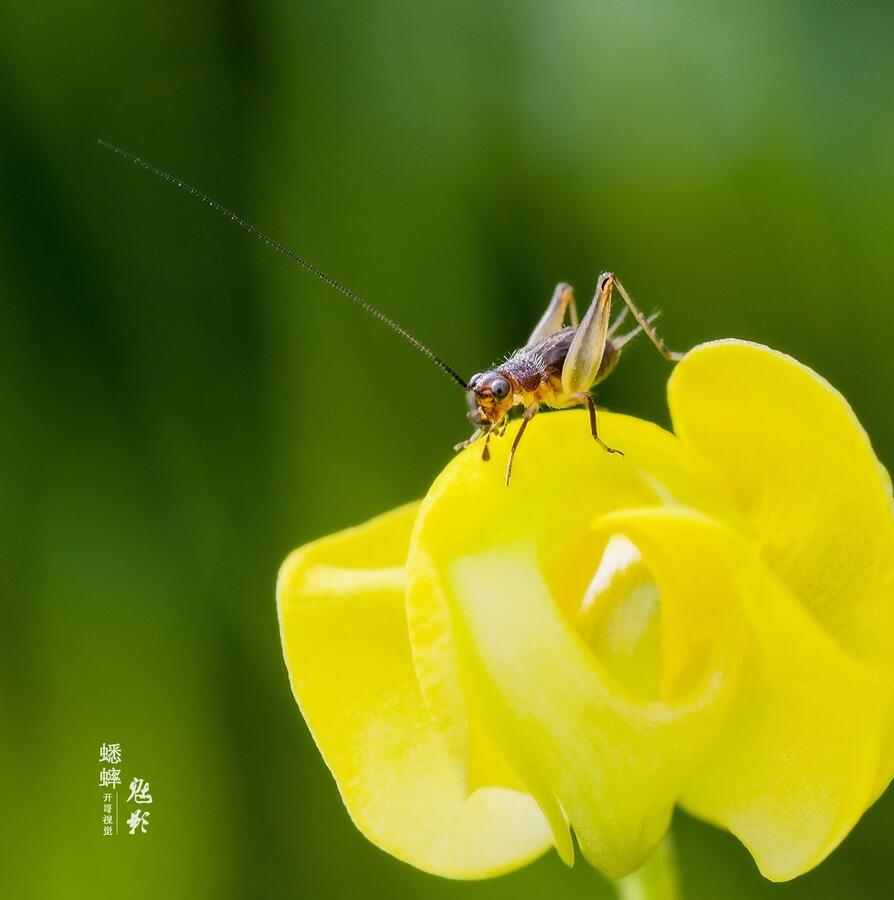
100, 141, 683, 484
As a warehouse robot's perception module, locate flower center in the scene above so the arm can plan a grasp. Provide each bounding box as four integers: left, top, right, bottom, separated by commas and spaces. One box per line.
574, 535, 664, 700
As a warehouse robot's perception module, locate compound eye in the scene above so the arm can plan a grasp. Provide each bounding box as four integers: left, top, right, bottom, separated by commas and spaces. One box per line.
491, 377, 510, 400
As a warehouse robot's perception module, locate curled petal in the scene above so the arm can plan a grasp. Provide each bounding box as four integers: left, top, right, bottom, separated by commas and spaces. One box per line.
596, 507, 894, 882
446, 533, 742, 877
277, 503, 553, 878
407, 413, 741, 876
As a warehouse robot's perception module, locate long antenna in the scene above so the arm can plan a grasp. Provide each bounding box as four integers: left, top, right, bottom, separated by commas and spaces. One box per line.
98, 140, 468, 390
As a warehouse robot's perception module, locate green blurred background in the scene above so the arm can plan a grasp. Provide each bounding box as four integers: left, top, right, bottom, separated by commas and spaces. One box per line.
2, 1, 894, 897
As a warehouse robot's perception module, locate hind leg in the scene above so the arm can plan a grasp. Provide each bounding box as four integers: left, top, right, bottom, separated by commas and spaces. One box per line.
611, 310, 662, 351
561, 273, 614, 395
526, 283, 579, 346
610, 275, 683, 362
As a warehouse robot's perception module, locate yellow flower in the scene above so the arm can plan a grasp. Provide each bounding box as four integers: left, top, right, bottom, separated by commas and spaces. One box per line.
277, 340, 894, 883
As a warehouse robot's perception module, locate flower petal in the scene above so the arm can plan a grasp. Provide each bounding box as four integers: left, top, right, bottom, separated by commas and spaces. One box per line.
277, 503, 553, 878
670, 340, 894, 825
669, 340, 894, 661
406, 412, 742, 876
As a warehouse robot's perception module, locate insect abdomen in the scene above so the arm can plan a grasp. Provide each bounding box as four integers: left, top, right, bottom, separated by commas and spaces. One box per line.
503, 325, 619, 398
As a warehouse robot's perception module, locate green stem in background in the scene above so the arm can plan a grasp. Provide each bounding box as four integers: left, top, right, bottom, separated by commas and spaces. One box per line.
614, 836, 681, 900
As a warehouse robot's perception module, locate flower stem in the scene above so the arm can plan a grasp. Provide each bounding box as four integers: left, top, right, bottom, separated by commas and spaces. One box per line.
614, 836, 681, 900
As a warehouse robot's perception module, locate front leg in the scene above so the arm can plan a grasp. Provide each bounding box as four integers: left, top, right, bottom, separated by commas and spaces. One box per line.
505, 403, 540, 485
454, 427, 484, 453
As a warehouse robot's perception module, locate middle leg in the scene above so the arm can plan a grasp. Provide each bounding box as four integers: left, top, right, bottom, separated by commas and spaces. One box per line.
566, 392, 623, 455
